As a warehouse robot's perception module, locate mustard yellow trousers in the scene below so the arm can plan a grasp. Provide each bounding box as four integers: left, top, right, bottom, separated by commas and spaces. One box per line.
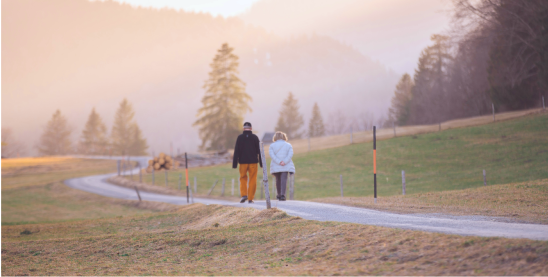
239, 163, 258, 200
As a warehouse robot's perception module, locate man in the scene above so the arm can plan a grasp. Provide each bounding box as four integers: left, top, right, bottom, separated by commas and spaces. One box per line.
233, 122, 262, 204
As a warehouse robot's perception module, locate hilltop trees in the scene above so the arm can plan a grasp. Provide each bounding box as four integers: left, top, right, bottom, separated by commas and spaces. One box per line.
388, 74, 414, 126
79, 108, 108, 155
275, 92, 305, 139
408, 35, 453, 124
308, 103, 325, 138
111, 99, 148, 155
194, 43, 252, 151
394, 0, 548, 125
38, 110, 73, 155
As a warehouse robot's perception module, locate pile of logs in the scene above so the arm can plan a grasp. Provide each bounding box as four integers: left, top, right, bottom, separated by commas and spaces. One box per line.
146, 152, 178, 173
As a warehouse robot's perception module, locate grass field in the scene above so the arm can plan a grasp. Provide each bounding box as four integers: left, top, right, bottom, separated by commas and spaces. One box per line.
315, 178, 548, 224
1, 157, 176, 225
135, 111, 548, 200
2, 204, 547, 275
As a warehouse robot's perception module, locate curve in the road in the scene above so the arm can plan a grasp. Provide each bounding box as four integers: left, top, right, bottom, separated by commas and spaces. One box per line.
64, 157, 548, 241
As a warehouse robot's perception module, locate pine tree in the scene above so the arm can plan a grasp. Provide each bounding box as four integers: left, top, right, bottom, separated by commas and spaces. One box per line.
111, 99, 147, 155
388, 74, 414, 126
409, 34, 453, 124
193, 43, 252, 151
79, 108, 108, 154
128, 124, 148, 156
38, 110, 73, 155
275, 92, 304, 139
308, 102, 325, 138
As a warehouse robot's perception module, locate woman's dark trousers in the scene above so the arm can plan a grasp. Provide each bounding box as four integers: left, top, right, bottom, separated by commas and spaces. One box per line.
272, 172, 288, 197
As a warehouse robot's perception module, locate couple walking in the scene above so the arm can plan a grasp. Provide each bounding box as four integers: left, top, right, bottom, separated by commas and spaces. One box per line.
232, 122, 295, 204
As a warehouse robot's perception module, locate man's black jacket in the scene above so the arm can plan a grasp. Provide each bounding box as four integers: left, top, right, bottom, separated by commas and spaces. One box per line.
233, 130, 263, 168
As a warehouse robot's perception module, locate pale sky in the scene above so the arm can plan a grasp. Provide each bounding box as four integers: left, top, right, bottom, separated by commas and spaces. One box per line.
111, 0, 260, 17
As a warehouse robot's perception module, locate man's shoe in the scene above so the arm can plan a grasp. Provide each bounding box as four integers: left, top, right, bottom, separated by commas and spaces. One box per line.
248, 200, 254, 204
240, 196, 248, 203
280, 195, 286, 201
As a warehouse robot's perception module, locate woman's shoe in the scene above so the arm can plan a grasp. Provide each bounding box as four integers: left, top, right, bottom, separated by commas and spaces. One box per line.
240, 196, 248, 203
280, 195, 286, 201
276, 195, 280, 200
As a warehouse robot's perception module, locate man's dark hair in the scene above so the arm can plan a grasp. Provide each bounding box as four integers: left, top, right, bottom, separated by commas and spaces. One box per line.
243, 122, 252, 127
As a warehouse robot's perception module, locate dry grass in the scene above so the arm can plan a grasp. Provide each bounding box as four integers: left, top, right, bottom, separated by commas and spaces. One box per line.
1, 157, 118, 190
2, 204, 547, 275
2, 157, 178, 225
109, 176, 242, 201
273, 108, 543, 155
314, 179, 548, 224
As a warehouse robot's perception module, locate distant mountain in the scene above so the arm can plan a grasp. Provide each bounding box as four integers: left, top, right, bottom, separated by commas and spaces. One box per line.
2, 0, 398, 154
239, 0, 452, 75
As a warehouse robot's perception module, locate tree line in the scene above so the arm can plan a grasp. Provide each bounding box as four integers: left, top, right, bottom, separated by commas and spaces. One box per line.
389, 0, 547, 126
37, 99, 148, 156
193, 43, 331, 150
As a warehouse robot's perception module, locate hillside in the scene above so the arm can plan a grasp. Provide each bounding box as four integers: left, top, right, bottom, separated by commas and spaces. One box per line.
140, 111, 548, 200
2, 0, 398, 154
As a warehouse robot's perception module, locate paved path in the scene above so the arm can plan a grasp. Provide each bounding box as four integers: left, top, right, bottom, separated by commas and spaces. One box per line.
65, 156, 548, 241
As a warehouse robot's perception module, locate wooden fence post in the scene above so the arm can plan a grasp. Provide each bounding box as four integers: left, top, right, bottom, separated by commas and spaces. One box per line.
483, 169, 487, 186
402, 170, 406, 195
221, 178, 225, 196
492, 103, 495, 122
117, 160, 121, 176
189, 181, 194, 204
543, 96, 545, 110
179, 173, 182, 190
185, 152, 189, 204
272, 176, 276, 198
164, 170, 168, 187
340, 175, 343, 197
194, 176, 197, 193
134, 186, 141, 201
259, 142, 271, 209
139, 165, 142, 183
207, 180, 218, 196
152, 168, 155, 185
289, 173, 295, 200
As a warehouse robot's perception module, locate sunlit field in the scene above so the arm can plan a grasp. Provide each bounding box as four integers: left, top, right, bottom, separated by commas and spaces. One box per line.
1, 157, 176, 225
135, 112, 548, 200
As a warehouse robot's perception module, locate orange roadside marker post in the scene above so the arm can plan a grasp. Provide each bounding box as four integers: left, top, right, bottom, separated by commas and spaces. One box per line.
185, 152, 189, 204
373, 126, 377, 204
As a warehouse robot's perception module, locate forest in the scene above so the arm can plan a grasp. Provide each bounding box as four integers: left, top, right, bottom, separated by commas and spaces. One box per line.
389, 0, 547, 126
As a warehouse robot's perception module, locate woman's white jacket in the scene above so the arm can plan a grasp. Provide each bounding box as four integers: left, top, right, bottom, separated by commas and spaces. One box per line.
269, 140, 295, 174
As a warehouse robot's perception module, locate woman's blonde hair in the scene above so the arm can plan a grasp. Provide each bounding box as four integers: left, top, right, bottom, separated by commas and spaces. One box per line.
273, 131, 288, 142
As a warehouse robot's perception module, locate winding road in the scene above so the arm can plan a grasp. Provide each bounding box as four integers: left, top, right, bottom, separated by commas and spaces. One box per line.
65, 156, 548, 241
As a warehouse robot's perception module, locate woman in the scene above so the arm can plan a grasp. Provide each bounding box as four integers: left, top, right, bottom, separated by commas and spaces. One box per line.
269, 131, 295, 201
